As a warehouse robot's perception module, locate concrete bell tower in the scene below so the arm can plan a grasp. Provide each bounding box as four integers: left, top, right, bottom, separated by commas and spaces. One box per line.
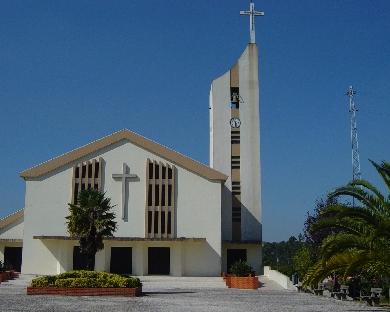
209, 2, 262, 274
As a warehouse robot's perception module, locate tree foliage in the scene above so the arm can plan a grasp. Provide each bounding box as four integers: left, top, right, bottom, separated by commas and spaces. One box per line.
304, 160, 390, 286
66, 189, 117, 270
292, 246, 314, 278
263, 236, 306, 277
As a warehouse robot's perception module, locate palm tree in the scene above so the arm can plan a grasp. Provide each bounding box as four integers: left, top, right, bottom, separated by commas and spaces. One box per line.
304, 160, 390, 286
66, 189, 117, 270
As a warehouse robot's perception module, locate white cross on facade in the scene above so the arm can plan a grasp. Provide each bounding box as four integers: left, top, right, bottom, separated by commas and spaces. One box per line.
240, 1, 264, 44
112, 163, 139, 221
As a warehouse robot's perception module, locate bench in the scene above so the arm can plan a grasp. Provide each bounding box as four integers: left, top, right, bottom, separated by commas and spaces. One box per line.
296, 282, 304, 292
331, 285, 349, 300
361, 288, 382, 306
313, 283, 325, 296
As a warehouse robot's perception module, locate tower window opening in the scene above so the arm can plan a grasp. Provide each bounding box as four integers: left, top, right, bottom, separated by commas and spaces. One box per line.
230, 87, 240, 109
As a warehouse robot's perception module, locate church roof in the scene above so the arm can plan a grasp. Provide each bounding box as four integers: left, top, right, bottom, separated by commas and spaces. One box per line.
20, 129, 228, 182
0, 209, 24, 230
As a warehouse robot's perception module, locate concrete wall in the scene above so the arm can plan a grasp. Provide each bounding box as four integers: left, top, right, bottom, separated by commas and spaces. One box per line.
22, 140, 222, 275
210, 72, 232, 241
263, 266, 297, 290
23, 239, 218, 277
0, 217, 24, 240
238, 44, 262, 241
222, 243, 262, 275
209, 44, 262, 242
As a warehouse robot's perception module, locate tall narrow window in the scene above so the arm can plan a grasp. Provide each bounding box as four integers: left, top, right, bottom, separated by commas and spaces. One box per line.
148, 185, 153, 206
161, 185, 166, 206
168, 185, 172, 206
155, 185, 160, 205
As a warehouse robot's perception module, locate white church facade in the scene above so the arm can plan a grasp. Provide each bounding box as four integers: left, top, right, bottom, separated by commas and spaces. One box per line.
0, 2, 263, 277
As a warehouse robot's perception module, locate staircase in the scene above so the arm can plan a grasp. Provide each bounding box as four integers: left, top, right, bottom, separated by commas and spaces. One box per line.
140, 276, 227, 292
0, 274, 34, 295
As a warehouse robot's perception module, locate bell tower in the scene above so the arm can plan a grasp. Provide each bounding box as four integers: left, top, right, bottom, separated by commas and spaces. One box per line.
209, 2, 262, 273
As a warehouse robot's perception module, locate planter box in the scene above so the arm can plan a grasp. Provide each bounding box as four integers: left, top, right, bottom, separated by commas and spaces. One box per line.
223, 275, 260, 289
0, 272, 11, 283
27, 286, 142, 296
10, 271, 19, 279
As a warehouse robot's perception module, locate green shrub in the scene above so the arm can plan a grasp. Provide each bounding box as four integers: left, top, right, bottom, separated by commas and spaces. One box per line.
229, 260, 255, 277
30, 271, 142, 288
30, 275, 57, 287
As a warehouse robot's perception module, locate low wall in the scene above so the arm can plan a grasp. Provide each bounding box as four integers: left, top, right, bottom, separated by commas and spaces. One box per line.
263, 266, 297, 291
27, 286, 142, 296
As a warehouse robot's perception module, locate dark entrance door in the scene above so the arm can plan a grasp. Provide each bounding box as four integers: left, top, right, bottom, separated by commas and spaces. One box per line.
148, 247, 170, 275
227, 249, 247, 273
4, 247, 22, 272
110, 247, 132, 275
73, 246, 89, 270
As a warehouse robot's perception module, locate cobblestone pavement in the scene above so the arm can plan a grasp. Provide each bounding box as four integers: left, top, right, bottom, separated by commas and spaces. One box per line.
0, 275, 388, 312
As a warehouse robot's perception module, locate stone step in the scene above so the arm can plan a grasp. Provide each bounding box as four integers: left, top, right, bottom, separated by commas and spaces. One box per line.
139, 276, 228, 290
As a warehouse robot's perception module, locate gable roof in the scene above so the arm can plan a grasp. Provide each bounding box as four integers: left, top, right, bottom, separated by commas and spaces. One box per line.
20, 129, 228, 182
0, 209, 24, 230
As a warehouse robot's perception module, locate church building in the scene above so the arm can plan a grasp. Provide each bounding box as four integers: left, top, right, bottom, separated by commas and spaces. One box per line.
0, 2, 263, 276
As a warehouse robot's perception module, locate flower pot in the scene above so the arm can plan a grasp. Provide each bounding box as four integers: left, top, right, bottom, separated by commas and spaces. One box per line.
223, 275, 260, 289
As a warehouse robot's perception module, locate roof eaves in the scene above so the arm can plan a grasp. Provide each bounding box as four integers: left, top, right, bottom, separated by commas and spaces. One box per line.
0, 209, 24, 230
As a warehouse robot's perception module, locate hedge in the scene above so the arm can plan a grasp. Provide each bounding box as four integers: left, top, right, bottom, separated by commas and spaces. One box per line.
30, 271, 142, 288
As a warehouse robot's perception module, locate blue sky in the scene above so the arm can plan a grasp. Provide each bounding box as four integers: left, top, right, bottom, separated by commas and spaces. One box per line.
1, 1, 389, 242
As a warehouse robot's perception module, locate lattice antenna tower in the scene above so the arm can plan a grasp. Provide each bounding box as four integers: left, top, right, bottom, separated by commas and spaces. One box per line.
346, 86, 361, 181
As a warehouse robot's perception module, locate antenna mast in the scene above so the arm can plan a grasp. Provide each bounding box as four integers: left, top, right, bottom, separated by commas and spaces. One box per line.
346, 86, 361, 181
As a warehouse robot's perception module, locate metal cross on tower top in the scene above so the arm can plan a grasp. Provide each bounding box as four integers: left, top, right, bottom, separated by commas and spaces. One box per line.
240, 1, 264, 44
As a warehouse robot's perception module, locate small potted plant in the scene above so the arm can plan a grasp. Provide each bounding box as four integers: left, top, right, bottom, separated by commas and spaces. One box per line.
224, 260, 260, 289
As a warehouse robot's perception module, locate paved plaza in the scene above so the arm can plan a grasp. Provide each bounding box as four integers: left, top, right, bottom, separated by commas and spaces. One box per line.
0, 275, 388, 312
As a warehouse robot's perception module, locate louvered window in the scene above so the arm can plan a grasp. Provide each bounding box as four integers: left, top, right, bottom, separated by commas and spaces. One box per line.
72, 158, 103, 204
145, 159, 176, 238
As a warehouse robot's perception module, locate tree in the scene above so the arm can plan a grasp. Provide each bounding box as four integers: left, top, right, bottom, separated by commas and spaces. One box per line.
304, 160, 390, 286
66, 189, 117, 270
293, 246, 314, 279
304, 197, 339, 247
263, 236, 306, 276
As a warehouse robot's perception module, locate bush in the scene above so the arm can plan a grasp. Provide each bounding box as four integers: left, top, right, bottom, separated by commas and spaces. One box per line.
30, 271, 142, 288
230, 260, 255, 277
31, 275, 57, 287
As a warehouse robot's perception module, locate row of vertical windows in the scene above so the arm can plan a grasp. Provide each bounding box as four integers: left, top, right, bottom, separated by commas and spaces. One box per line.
146, 159, 175, 238
148, 211, 172, 234
74, 162, 100, 179
72, 158, 103, 204
148, 163, 173, 180
147, 184, 173, 206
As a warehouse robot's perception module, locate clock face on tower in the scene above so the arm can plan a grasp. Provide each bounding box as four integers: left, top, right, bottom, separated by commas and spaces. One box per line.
230, 117, 241, 128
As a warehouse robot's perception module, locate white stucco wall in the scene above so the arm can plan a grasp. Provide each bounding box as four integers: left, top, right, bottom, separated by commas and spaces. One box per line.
221, 243, 262, 275
239, 44, 262, 241
209, 44, 262, 242
0, 217, 24, 240
263, 266, 297, 290
210, 71, 233, 242
22, 140, 222, 275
